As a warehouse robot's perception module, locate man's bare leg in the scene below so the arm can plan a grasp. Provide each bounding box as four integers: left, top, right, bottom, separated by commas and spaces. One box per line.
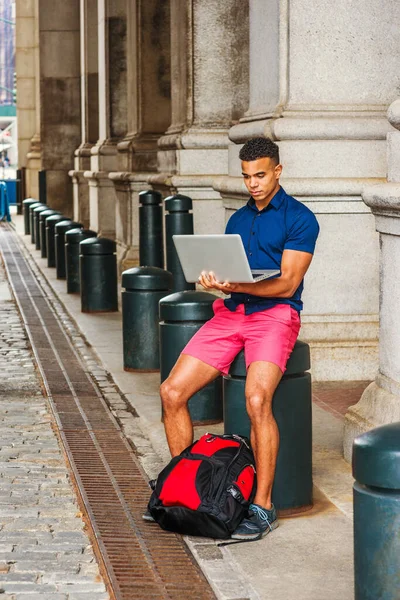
245, 361, 283, 509
161, 354, 221, 457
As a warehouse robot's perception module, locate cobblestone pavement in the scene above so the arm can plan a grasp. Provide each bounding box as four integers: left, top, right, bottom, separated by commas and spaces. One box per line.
0, 262, 110, 599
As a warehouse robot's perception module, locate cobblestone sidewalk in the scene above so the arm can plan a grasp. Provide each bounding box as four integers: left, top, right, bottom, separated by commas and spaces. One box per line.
0, 262, 109, 599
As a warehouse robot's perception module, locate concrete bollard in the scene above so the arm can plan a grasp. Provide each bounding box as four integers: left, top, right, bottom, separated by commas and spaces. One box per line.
33, 205, 50, 251
65, 228, 97, 294
46, 214, 65, 268
352, 422, 400, 600
223, 341, 313, 514
159, 291, 222, 424
39, 209, 59, 257
29, 203, 45, 244
139, 190, 164, 268
80, 237, 118, 313
55, 220, 82, 279
122, 267, 173, 371
22, 198, 38, 235
164, 194, 195, 293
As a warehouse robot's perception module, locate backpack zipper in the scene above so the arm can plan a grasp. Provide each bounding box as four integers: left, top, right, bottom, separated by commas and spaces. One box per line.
214, 442, 245, 505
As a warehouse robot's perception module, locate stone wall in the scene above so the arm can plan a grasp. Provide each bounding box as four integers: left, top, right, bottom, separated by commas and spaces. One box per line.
214, 0, 400, 381
38, 0, 81, 214
16, 0, 400, 382
15, 0, 41, 198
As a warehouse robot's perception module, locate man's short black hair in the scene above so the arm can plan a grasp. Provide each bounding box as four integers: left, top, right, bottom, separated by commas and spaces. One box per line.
239, 137, 280, 164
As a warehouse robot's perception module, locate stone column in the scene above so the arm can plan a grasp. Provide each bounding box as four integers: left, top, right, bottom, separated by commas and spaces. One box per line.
215, 0, 400, 381
343, 99, 400, 460
110, 0, 171, 270
38, 0, 81, 214
84, 0, 126, 238
16, 0, 41, 199
156, 0, 249, 235
70, 0, 99, 229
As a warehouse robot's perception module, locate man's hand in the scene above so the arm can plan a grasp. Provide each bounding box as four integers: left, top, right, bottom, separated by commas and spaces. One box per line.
198, 272, 243, 294
197, 250, 314, 299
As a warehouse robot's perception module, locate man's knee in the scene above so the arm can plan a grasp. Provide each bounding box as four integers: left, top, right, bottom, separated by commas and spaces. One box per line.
246, 390, 274, 420
160, 378, 187, 412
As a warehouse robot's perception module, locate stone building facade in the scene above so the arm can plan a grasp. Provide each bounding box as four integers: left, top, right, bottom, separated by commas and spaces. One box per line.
15, 0, 400, 396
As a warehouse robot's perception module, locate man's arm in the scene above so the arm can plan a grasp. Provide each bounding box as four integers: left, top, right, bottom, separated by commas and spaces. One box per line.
199, 249, 313, 297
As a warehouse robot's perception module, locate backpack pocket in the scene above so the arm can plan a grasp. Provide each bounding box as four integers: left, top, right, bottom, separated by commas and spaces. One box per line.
233, 464, 256, 502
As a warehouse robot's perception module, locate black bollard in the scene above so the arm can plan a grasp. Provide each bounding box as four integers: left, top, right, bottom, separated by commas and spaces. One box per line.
22, 198, 39, 235
159, 291, 222, 424
33, 205, 51, 251
80, 238, 118, 313
19, 168, 27, 216
65, 228, 97, 294
55, 220, 82, 279
39, 210, 60, 258
46, 214, 65, 268
164, 194, 195, 292
223, 341, 313, 515
353, 422, 400, 600
38, 170, 47, 205
29, 203, 45, 244
16, 170, 23, 215
122, 267, 173, 371
139, 190, 164, 268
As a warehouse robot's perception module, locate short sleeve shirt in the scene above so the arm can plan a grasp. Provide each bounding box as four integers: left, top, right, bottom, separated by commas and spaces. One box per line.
224, 186, 319, 314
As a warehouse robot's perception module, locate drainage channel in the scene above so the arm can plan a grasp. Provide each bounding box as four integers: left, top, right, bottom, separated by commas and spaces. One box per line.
0, 223, 216, 600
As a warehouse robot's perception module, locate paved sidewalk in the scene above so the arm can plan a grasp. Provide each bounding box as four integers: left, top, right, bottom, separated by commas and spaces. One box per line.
0, 262, 109, 599
12, 211, 360, 600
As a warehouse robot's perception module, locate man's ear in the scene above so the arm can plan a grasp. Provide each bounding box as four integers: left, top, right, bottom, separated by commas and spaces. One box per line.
275, 163, 283, 179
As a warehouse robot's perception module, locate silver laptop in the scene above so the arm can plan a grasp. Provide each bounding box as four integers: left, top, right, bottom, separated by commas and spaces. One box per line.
173, 234, 280, 283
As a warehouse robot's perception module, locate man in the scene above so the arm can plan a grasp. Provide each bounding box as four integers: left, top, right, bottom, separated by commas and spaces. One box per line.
154, 137, 319, 541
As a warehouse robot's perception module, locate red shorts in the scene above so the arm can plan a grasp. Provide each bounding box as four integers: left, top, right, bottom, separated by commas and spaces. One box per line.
182, 299, 301, 375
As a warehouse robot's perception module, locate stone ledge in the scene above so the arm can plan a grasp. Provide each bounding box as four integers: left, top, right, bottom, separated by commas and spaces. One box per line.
215, 176, 385, 198
68, 169, 87, 183
229, 115, 393, 143
158, 129, 229, 150
172, 175, 220, 189
74, 144, 93, 158
83, 171, 113, 183
363, 182, 400, 213
300, 315, 379, 343
90, 142, 118, 157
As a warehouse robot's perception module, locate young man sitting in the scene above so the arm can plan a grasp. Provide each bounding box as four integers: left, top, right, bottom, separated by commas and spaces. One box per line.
148, 137, 319, 541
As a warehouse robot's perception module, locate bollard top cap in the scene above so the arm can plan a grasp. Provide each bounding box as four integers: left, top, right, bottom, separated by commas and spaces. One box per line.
228, 340, 310, 378
159, 290, 217, 321
55, 220, 82, 234
23, 198, 39, 205
138, 190, 162, 206
352, 421, 400, 489
33, 204, 50, 214
46, 214, 66, 225
39, 209, 60, 220
29, 202, 45, 211
122, 266, 173, 291
164, 194, 192, 212
80, 236, 116, 255
65, 228, 97, 244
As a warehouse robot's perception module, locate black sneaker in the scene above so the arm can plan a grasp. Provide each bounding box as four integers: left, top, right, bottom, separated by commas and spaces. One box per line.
231, 503, 278, 541
142, 507, 155, 522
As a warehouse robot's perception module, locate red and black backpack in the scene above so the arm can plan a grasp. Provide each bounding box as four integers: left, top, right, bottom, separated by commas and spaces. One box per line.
147, 433, 257, 539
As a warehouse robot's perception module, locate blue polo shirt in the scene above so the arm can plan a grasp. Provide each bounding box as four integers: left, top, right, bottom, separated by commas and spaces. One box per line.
224, 186, 319, 314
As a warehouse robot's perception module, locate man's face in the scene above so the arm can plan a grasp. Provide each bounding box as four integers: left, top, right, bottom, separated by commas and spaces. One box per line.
241, 157, 282, 206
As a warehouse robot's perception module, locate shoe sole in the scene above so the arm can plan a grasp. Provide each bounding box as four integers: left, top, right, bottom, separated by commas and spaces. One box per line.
231, 520, 279, 541
142, 514, 155, 522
